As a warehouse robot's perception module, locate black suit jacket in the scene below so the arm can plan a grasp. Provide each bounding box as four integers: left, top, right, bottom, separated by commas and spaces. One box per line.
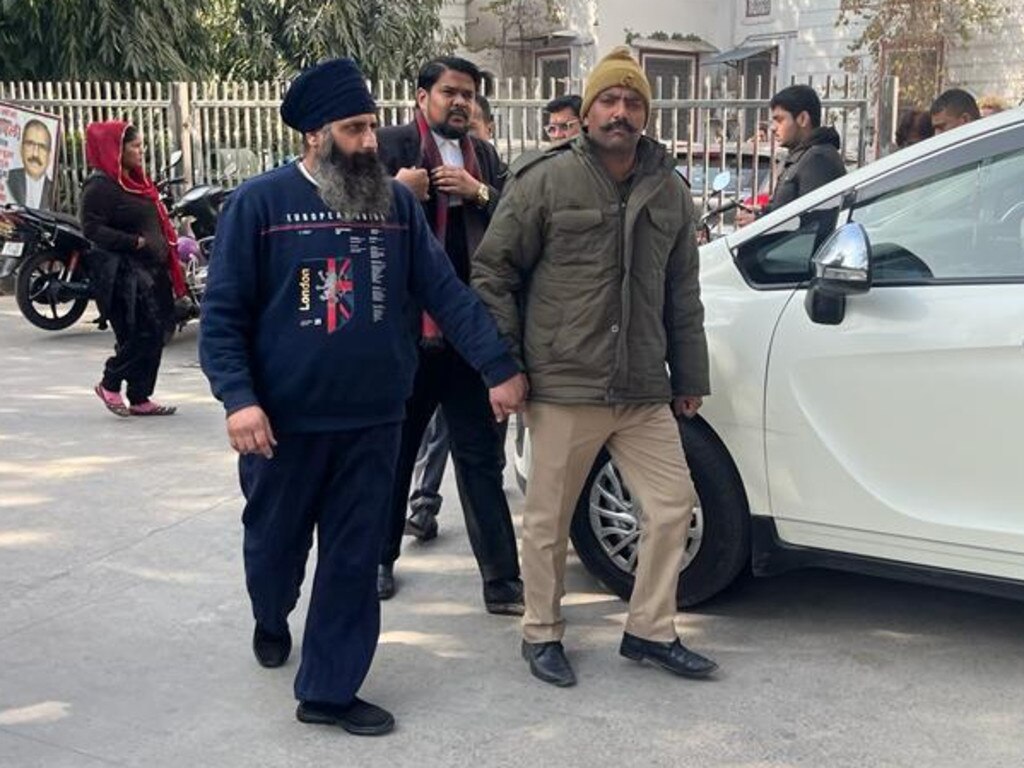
7, 167, 55, 209
376, 122, 506, 265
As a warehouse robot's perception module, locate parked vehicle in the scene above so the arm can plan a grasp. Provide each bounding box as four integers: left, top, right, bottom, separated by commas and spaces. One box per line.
516, 108, 1024, 607
0, 153, 226, 332
696, 171, 754, 243
0, 205, 94, 330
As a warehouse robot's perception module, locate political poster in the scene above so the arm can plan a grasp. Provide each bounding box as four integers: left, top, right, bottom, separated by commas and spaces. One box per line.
0, 102, 61, 210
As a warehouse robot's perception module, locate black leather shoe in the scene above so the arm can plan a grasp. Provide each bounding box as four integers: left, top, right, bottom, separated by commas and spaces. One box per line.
619, 632, 718, 679
521, 640, 576, 687
483, 578, 525, 616
404, 508, 438, 541
252, 624, 291, 668
296, 698, 395, 736
377, 564, 396, 600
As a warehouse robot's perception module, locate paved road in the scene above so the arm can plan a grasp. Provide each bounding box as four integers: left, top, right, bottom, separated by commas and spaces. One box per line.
1, 296, 1022, 768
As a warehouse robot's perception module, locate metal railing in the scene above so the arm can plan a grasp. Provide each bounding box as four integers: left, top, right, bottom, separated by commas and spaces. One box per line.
0, 75, 876, 213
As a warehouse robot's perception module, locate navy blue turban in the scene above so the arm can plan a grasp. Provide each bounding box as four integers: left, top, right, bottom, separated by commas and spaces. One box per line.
280, 58, 377, 133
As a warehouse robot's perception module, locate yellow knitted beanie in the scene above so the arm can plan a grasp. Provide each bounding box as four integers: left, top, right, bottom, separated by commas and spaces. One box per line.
581, 46, 652, 119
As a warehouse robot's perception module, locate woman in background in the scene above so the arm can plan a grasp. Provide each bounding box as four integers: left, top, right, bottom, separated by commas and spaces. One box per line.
83, 121, 181, 416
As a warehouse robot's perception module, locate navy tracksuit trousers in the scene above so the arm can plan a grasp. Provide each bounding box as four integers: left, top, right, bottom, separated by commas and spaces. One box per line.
239, 424, 400, 705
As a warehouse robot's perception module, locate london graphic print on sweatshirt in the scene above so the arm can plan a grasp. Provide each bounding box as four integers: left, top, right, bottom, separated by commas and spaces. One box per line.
298, 256, 354, 333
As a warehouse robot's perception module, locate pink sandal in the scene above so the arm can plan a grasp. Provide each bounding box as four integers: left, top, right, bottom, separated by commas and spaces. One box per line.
128, 400, 177, 416
94, 383, 130, 417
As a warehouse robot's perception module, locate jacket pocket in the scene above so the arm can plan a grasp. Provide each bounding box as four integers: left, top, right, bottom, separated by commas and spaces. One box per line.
547, 208, 606, 266
633, 208, 675, 296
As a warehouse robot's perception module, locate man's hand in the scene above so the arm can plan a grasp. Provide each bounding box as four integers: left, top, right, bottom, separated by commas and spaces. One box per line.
489, 373, 529, 422
431, 165, 480, 199
735, 207, 761, 228
396, 167, 430, 201
226, 405, 277, 458
673, 395, 703, 419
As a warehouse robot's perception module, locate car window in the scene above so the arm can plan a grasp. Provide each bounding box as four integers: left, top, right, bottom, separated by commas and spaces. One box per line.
851, 147, 1024, 283
734, 197, 842, 287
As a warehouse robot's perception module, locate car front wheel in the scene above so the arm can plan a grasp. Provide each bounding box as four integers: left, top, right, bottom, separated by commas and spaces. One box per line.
569, 416, 750, 607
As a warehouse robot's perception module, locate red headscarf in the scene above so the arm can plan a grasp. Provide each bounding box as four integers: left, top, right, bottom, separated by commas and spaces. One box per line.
85, 121, 186, 298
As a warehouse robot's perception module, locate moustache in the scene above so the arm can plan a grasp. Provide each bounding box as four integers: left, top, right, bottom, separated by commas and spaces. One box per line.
600, 119, 637, 134
447, 108, 470, 120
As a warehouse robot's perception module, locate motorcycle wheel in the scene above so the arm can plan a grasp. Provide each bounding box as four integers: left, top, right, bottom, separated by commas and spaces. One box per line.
15, 250, 90, 331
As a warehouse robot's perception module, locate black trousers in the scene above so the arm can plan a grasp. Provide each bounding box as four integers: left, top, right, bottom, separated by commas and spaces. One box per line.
100, 266, 169, 405
382, 345, 520, 583
239, 424, 401, 705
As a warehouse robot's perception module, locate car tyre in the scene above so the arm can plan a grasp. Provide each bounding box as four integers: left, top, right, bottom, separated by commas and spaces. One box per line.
569, 416, 750, 607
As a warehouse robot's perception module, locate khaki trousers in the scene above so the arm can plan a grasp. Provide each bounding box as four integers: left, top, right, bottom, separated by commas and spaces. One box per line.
521, 402, 696, 644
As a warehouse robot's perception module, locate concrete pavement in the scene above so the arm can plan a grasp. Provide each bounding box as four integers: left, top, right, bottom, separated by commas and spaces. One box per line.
1, 296, 1023, 768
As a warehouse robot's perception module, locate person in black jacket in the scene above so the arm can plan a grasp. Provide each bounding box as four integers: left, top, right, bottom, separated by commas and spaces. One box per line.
83, 121, 178, 417
737, 84, 846, 226
375, 57, 523, 614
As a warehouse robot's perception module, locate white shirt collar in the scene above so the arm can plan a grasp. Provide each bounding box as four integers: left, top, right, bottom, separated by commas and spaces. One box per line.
25, 172, 45, 208
297, 159, 319, 188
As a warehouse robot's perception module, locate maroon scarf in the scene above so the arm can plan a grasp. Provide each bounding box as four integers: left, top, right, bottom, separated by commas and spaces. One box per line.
414, 110, 482, 341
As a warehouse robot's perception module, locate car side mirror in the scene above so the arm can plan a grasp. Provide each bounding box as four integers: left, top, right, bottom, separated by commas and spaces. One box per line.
710, 171, 731, 193
804, 222, 872, 325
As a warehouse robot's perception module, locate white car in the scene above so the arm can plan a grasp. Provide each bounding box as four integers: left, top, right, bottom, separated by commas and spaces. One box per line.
514, 108, 1024, 606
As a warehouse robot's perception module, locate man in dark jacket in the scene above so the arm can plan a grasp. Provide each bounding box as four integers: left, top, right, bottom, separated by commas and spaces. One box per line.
374, 56, 523, 614
199, 58, 526, 735
737, 84, 846, 225
474, 47, 718, 688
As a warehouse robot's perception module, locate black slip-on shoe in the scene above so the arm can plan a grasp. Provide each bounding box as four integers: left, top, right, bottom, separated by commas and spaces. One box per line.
521, 640, 577, 687
296, 698, 395, 736
484, 578, 525, 616
377, 564, 396, 600
619, 632, 718, 679
252, 624, 291, 668
404, 508, 439, 541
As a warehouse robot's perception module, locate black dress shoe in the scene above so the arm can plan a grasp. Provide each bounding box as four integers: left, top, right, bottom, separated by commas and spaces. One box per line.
483, 578, 525, 616
296, 698, 395, 736
521, 640, 576, 687
619, 632, 718, 679
404, 508, 439, 541
252, 624, 291, 668
377, 564, 396, 600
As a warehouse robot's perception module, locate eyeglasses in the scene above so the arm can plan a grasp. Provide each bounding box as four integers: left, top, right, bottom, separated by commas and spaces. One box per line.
544, 120, 580, 137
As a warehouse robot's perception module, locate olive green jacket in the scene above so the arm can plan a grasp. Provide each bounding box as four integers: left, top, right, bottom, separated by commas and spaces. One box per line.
472, 134, 709, 405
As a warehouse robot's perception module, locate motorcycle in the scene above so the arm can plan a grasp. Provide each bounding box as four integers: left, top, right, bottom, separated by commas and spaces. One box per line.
0, 152, 228, 332
696, 170, 756, 244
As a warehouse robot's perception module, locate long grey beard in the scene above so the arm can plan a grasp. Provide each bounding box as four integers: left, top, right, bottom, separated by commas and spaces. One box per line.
312, 138, 393, 221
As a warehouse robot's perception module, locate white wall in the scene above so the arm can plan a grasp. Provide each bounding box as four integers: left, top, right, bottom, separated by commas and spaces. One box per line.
947, 5, 1024, 104
594, 0, 731, 59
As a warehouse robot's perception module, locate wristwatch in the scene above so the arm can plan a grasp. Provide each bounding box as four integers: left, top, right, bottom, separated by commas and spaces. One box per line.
475, 183, 491, 208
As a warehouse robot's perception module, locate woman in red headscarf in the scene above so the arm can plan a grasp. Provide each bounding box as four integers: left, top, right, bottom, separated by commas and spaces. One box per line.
82, 121, 181, 416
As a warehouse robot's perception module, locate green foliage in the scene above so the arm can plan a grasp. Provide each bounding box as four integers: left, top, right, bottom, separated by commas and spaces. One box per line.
0, 0, 209, 80
204, 0, 458, 81
0, 0, 456, 82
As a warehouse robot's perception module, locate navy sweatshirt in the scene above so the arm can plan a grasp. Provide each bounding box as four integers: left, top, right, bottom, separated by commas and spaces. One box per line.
199, 162, 519, 433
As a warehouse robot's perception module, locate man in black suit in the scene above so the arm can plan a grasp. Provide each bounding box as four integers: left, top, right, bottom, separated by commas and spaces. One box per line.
375, 57, 522, 615
7, 119, 55, 209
